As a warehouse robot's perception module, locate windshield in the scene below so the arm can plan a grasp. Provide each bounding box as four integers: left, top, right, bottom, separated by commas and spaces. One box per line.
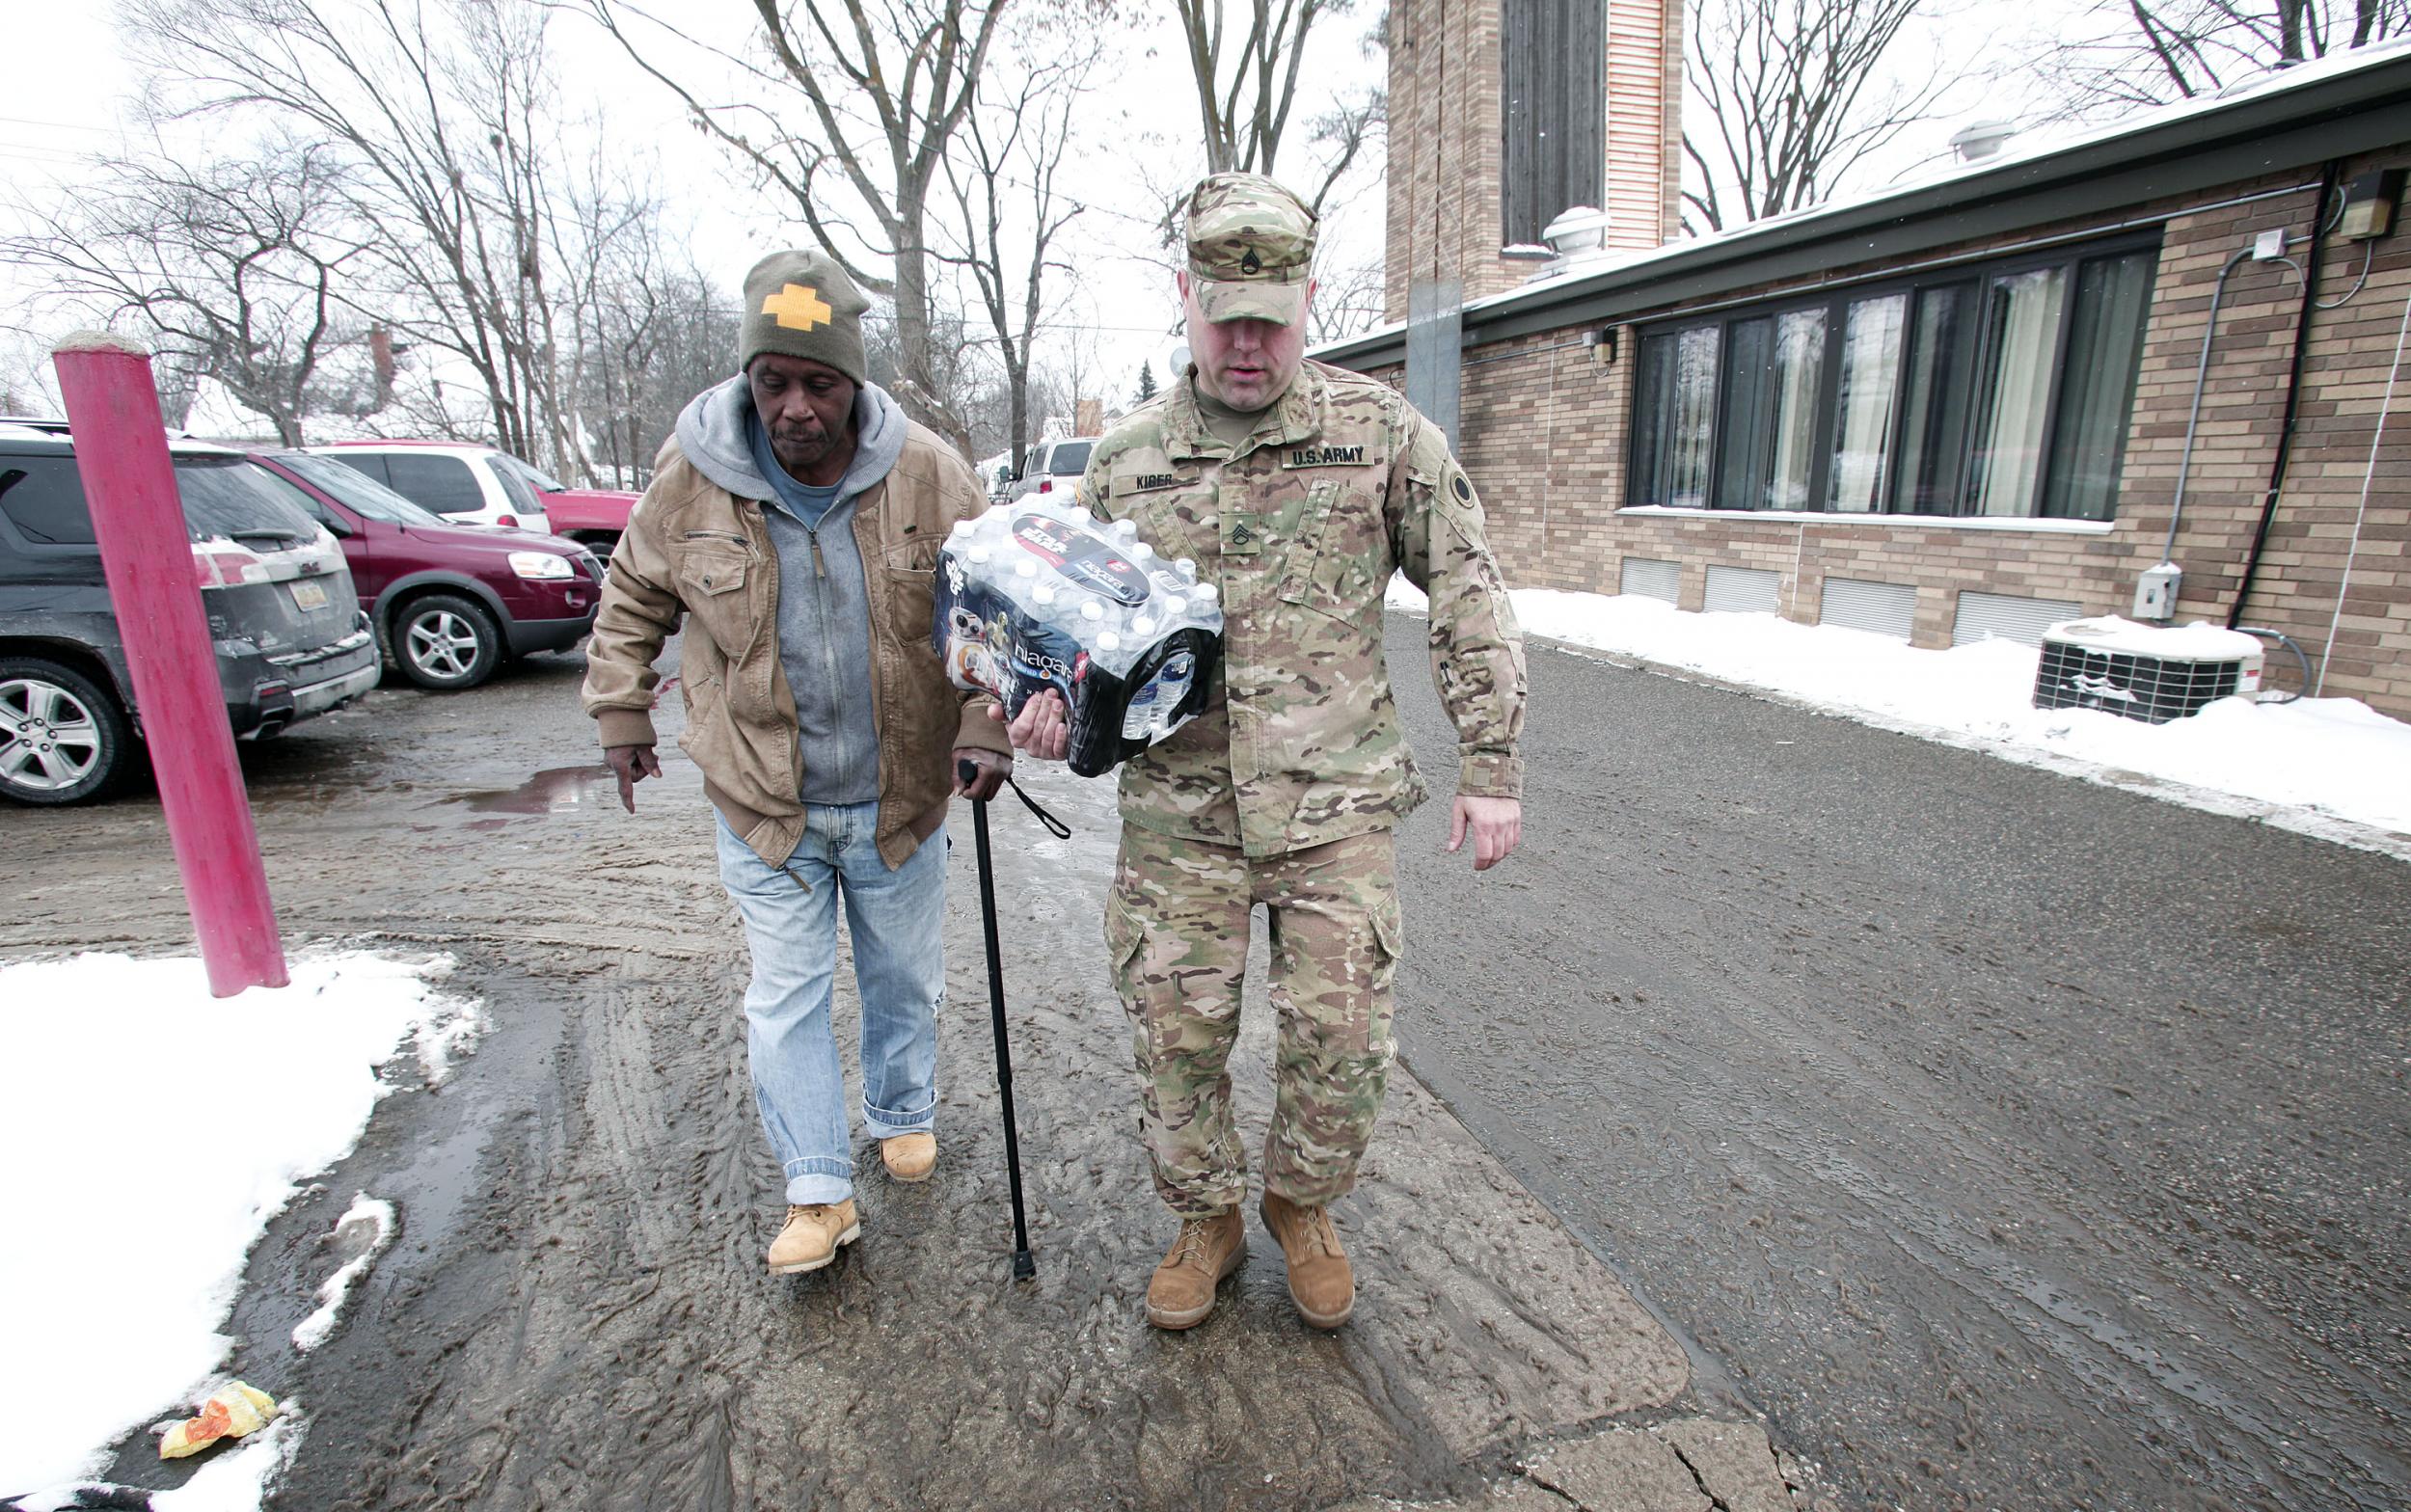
174, 456, 324, 544
494, 452, 566, 495
267, 451, 446, 526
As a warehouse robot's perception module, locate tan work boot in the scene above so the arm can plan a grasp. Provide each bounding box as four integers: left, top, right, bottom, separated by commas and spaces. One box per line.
1145, 1209, 1246, 1330
1260, 1192, 1354, 1329
880, 1131, 936, 1183
767, 1200, 859, 1275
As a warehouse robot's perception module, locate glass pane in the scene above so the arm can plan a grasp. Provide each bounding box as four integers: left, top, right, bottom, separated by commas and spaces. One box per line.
384, 452, 487, 515
2044, 251, 2154, 521
486, 457, 545, 517
0, 457, 95, 545
1828, 295, 1906, 512
1632, 326, 1718, 507
1893, 286, 1970, 513
274, 452, 446, 526
1964, 266, 2068, 516
1669, 327, 1718, 506
173, 458, 322, 544
1718, 310, 1825, 510
1717, 318, 1773, 509
1048, 441, 1094, 474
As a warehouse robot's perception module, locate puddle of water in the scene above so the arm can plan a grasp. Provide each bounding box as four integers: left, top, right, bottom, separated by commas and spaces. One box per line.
435, 764, 619, 819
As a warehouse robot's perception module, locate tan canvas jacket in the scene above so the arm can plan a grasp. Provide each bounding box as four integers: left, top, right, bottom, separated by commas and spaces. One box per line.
582, 420, 1009, 869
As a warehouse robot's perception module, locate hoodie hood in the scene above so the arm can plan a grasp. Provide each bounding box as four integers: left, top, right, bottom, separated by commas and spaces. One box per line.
674, 372, 910, 504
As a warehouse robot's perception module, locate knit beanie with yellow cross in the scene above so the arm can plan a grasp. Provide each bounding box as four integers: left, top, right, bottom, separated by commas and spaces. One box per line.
738, 249, 869, 386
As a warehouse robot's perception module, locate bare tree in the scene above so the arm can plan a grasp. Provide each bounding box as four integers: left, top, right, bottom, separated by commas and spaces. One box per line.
1305, 249, 1388, 344
581, 0, 1011, 458
936, 13, 1100, 477
1167, 0, 1384, 212
1681, 0, 1974, 234
2, 134, 375, 444
2046, 0, 2408, 114
122, 0, 586, 471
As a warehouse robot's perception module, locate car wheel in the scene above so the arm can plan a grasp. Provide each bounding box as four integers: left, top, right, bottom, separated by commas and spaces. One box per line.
0, 657, 133, 805
393, 593, 502, 690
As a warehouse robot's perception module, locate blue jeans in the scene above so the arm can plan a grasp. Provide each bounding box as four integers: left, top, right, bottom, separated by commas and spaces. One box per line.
715, 804, 946, 1205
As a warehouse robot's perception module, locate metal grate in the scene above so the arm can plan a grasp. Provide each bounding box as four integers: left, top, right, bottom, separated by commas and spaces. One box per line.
1955, 590, 2083, 647
1702, 564, 1779, 615
1820, 577, 1916, 640
2034, 640, 2242, 723
1619, 556, 1680, 604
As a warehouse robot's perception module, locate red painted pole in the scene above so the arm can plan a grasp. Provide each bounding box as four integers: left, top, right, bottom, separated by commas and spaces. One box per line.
52, 332, 287, 997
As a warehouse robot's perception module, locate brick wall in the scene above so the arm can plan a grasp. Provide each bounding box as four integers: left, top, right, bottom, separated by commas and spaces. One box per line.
1386, 0, 1680, 321
1371, 150, 2411, 716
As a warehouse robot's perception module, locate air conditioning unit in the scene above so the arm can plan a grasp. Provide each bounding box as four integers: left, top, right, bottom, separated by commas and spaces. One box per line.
2034, 617, 2263, 724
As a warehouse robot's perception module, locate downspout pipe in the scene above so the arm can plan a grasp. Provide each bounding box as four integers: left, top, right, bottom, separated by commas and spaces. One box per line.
2163, 244, 2259, 566
2228, 159, 2343, 629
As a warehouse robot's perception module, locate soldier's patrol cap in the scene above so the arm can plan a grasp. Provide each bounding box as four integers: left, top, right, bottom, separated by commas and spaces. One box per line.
1185, 172, 1316, 327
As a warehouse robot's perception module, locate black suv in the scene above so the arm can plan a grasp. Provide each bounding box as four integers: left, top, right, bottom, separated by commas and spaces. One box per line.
0, 420, 380, 804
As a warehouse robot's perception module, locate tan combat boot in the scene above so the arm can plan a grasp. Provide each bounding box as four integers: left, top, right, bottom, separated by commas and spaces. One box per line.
1260, 1192, 1354, 1329
880, 1131, 936, 1182
767, 1200, 860, 1275
1145, 1209, 1247, 1330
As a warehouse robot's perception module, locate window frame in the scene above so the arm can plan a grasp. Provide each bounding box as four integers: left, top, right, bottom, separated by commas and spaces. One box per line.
1624, 231, 2160, 522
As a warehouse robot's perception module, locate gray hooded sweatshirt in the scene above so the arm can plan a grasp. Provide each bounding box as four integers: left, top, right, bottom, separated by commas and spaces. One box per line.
672, 374, 909, 806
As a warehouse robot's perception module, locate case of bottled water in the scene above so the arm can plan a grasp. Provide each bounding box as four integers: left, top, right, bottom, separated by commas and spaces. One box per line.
935, 497, 1224, 777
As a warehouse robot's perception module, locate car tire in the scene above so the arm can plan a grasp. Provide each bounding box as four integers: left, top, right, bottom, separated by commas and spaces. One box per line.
0, 657, 134, 805
393, 593, 502, 690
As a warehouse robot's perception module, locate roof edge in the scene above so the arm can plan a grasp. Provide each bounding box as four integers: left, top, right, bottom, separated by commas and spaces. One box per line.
1317, 47, 2411, 369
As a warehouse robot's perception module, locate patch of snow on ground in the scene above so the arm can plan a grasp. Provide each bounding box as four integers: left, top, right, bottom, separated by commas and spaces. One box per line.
0, 951, 474, 1499
1387, 579, 2411, 846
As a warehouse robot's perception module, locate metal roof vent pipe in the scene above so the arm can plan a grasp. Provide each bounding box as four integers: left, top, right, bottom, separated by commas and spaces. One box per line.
1541, 205, 1611, 258
1948, 121, 2019, 163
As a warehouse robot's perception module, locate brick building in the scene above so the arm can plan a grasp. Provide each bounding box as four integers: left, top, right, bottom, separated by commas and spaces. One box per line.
1327, 41, 2411, 717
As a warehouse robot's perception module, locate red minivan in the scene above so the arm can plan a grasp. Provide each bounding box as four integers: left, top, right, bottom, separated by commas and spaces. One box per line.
250, 450, 602, 690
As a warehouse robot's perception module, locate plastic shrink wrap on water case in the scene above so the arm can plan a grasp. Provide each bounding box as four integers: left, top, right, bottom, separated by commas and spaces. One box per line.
935, 497, 1224, 777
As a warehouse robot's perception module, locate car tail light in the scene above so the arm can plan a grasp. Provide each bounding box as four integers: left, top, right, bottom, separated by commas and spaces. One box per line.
495, 513, 520, 528
192, 542, 269, 589
1037, 478, 1053, 494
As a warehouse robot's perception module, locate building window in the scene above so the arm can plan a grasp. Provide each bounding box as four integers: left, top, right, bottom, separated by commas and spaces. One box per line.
1626, 238, 2158, 520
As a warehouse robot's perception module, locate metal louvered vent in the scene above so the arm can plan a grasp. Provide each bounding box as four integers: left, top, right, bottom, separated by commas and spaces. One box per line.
1702, 564, 1779, 615
2034, 617, 2264, 723
1820, 577, 1915, 640
1955, 590, 2082, 647
1620, 556, 1680, 604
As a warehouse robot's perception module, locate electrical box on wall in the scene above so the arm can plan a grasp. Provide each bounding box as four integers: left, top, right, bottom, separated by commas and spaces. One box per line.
2134, 562, 2181, 620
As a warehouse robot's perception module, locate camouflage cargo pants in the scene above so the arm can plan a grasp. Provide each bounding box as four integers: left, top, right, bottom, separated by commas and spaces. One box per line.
1102, 823, 1404, 1217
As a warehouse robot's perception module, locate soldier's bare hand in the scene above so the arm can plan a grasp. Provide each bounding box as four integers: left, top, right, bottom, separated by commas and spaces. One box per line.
998, 689, 1070, 762
1448, 795, 1522, 871
606, 743, 661, 813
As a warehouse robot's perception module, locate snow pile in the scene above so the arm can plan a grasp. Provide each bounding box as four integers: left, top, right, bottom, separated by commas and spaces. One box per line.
1391, 580, 2411, 844
0, 951, 477, 1498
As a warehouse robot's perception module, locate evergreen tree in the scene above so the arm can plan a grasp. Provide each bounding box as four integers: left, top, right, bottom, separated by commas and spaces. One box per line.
1134, 361, 1157, 404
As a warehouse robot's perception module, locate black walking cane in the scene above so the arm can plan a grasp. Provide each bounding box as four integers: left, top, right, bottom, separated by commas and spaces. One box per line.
959, 756, 1060, 1281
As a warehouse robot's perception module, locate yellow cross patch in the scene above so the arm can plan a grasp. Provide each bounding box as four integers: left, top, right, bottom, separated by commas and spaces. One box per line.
762, 283, 833, 332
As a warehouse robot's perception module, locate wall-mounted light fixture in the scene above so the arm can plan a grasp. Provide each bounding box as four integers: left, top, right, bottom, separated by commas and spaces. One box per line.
2340, 168, 2403, 241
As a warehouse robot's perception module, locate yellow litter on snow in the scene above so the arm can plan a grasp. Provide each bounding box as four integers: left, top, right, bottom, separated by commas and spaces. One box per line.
159, 1381, 278, 1459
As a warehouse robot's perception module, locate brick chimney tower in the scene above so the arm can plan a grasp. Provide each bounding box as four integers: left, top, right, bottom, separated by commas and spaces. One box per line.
1385, 0, 1682, 322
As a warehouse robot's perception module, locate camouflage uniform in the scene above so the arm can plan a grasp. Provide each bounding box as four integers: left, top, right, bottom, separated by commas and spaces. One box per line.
1084, 176, 1527, 1217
